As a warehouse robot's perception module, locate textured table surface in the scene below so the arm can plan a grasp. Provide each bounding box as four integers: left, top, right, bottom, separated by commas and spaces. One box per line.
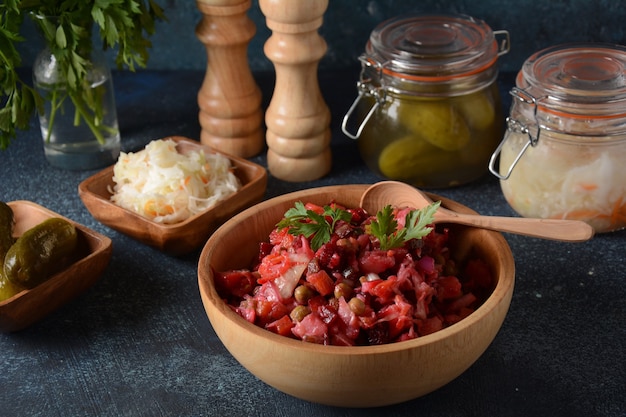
0, 69, 624, 417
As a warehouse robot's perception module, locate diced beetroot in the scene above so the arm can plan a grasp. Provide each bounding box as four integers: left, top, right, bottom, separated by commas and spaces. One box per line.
359, 249, 396, 274
436, 276, 463, 300
417, 316, 444, 336
377, 295, 413, 339
266, 315, 294, 337
464, 258, 494, 294
317, 303, 338, 325
292, 312, 327, 341
445, 292, 477, 313
306, 270, 335, 296
214, 270, 257, 298
367, 276, 399, 303
331, 332, 356, 346
255, 299, 289, 326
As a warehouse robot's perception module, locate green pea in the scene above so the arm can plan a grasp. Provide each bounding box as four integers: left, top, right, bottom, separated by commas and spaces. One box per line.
290, 305, 311, 322
294, 285, 315, 304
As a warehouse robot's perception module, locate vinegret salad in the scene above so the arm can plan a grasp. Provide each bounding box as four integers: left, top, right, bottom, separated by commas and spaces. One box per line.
215, 201, 494, 346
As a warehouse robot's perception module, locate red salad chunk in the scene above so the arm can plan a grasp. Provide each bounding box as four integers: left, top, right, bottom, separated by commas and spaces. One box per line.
214, 201, 494, 346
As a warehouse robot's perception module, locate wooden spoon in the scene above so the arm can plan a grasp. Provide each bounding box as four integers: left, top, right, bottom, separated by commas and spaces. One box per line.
360, 181, 595, 242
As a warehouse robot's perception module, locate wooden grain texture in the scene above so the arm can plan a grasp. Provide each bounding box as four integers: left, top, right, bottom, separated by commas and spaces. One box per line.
197, 184, 515, 407
78, 136, 267, 255
196, 0, 264, 158
360, 181, 595, 242
0, 201, 112, 332
259, 0, 332, 182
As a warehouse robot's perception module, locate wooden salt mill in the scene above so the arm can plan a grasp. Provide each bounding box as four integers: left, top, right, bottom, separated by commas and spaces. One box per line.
259, 0, 332, 182
195, 0, 264, 158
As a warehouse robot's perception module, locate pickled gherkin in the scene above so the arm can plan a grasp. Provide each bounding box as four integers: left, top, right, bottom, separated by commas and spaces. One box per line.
378, 135, 467, 186
0, 201, 15, 261
0, 273, 23, 301
378, 136, 436, 179
455, 90, 496, 130
397, 100, 471, 151
355, 83, 504, 188
0, 202, 21, 301
4, 217, 78, 289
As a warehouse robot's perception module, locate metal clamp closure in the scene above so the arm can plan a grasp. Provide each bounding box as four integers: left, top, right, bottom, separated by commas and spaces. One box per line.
341, 56, 387, 140
494, 30, 511, 57
489, 87, 541, 180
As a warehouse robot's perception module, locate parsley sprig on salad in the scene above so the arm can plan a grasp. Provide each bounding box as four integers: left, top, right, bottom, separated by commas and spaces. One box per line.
277, 201, 440, 251
369, 203, 440, 250
277, 202, 352, 251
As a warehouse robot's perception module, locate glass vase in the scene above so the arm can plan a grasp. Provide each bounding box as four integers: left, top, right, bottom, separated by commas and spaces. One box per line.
32, 47, 121, 170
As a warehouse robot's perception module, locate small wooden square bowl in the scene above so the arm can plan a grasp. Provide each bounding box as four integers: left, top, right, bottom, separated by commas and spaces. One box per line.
78, 136, 267, 255
0, 201, 113, 332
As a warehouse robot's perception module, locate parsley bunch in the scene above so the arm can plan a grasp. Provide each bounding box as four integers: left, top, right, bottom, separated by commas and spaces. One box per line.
0, 0, 166, 149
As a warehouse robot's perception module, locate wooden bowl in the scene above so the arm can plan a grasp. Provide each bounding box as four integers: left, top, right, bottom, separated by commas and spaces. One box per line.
78, 136, 267, 255
0, 201, 112, 332
197, 184, 515, 407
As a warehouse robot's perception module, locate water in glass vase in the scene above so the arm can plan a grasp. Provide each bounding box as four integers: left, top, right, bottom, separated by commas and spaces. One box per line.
33, 48, 121, 170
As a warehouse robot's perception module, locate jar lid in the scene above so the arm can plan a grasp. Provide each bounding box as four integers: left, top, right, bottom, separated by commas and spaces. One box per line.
516, 43, 626, 116
365, 13, 504, 81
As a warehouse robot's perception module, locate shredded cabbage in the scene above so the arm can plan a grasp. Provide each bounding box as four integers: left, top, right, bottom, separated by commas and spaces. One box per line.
499, 131, 626, 233
110, 139, 241, 224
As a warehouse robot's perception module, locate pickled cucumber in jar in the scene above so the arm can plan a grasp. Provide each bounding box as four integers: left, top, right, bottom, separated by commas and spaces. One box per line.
397, 99, 471, 151
454, 89, 496, 130
355, 84, 503, 188
377, 135, 480, 187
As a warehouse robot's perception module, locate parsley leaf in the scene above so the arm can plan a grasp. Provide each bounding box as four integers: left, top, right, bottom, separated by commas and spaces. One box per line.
0, 0, 167, 149
276, 202, 352, 251
368, 202, 440, 250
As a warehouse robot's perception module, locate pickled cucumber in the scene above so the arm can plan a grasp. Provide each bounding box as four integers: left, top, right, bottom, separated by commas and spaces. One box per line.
0, 273, 24, 302
379, 135, 455, 180
397, 100, 471, 151
455, 90, 495, 130
4, 217, 77, 289
0, 201, 15, 261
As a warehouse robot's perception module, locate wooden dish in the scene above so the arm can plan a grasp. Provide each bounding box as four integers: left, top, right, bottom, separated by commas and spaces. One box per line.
78, 136, 267, 255
0, 201, 112, 332
197, 184, 516, 407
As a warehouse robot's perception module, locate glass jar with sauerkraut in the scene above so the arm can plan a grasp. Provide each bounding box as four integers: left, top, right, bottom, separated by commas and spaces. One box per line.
342, 14, 510, 188
490, 43, 626, 233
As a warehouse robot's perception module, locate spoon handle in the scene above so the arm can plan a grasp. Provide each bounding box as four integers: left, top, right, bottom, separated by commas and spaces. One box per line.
436, 213, 595, 242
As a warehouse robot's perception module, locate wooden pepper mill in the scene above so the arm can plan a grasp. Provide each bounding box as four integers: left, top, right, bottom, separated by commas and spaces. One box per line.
195, 0, 264, 158
259, 0, 332, 182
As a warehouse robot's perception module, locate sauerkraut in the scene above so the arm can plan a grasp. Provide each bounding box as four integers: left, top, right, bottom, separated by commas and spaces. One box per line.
110, 139, 241, 224
499, 131, 626, 233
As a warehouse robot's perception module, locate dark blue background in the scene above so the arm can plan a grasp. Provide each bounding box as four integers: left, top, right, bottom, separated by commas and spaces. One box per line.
16, 0, 626, 74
